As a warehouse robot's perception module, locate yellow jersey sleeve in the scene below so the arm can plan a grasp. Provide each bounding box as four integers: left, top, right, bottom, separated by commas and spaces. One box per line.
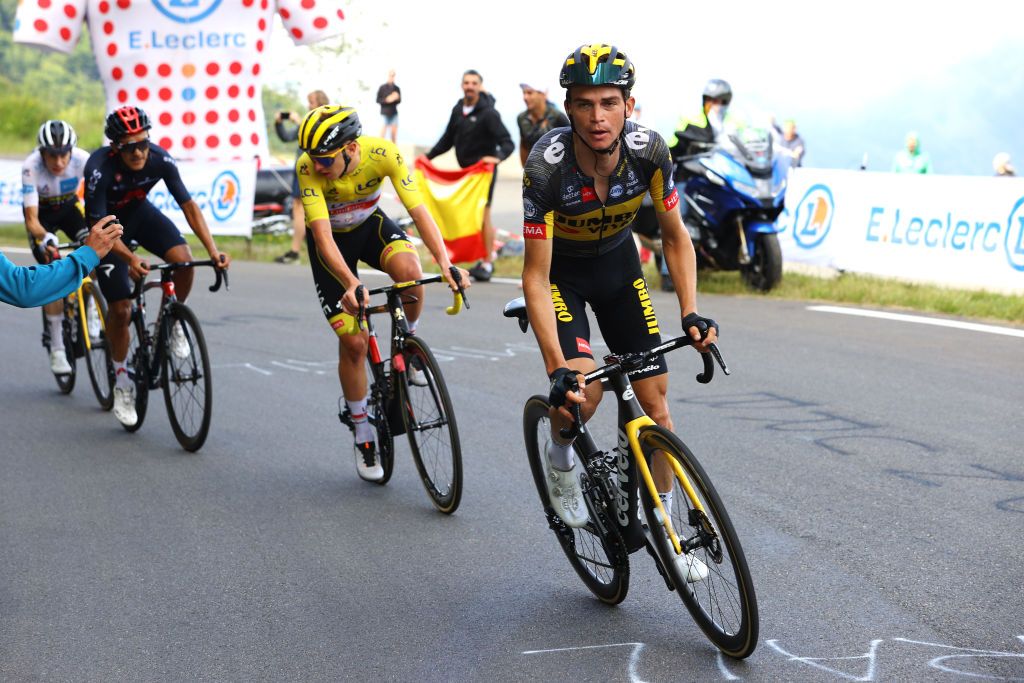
296, 153, 329, 225
380, 140, 422, 212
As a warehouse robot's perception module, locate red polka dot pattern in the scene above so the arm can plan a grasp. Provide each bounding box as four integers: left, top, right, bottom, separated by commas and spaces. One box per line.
158, 64, 171, 77
159, 113, 172, 125
38, 0, 51, 8
102, 20, 113, 33
301, 0, 313, 8
33, 18, 47, 31
206, 62, 219, 76
159, 87, 172, 101
136, 87, 149, 100
60, 26, 71, 40
183, 136, 196, 150
227, 85, 239, 98
182, 112, 196, 125
205, 86, 218, 99
229, 62, 242, 75
159, 137, 172, 150
205, 111, 218, 124
230, 134, 241, 146
98, 0, 109, 12
290, 28, 302, 39
63, 4, 76, 18
134, 63, 147, 77
116, 0, 129, 9
106, 42, 117, 56
111, 66, 123, 80
206, 135, 219, 148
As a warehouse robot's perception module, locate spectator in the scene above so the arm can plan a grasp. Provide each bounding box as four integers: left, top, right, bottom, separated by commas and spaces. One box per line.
273, 89, 331, 264
892, 131, 932, 174
772, 117, 806, 167
993, 152, 1016, 177
376, 69, 401, 142
426, 69, 514, 282
516, 81, 569, 166
1, 216, 122, 308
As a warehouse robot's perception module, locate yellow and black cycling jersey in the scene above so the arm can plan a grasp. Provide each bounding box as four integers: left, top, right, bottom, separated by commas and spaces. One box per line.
522, 120, 679, 258
297, 136, 422, 232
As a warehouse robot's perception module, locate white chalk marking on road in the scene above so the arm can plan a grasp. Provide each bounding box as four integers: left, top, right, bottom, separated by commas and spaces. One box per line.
808, 305, 1024, 338
523, 642, 648, 683
717, 650, 741, 680
894, 637, 1024, 680
766, 638, 881, 681
243, 363, 272, 376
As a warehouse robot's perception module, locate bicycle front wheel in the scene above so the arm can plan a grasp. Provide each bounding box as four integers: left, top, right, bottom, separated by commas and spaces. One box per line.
400, 336, 462, 513
523, 396, 629, 605
160, 302, 212, 452
81, 283, 114, 410
637, 425, 758, 658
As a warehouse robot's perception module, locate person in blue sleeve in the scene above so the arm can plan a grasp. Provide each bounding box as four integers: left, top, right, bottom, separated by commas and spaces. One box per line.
0, 216, 123, 308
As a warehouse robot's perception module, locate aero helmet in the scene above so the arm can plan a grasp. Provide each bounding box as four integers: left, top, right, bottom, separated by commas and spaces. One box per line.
559, 43, 635, 94
298, 105, 362, 155
104, 106, 152, 142
37, 120, 78, 153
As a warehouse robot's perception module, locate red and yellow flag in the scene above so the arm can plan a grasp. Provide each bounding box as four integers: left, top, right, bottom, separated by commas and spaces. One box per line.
413, 156, 494, 263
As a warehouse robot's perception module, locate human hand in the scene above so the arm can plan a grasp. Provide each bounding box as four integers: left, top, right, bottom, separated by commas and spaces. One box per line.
129, 254, 150, 281
444, 265, 471, 292
82, 216, 123, 259
340, 282, 369, 315
480, 156, 501, 165
548, 367, 586, 423
211, 250, 231, 269
681, 311, 719, 353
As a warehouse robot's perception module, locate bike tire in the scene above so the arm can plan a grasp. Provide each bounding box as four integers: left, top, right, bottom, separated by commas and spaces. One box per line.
523, 396, 629, 604
160, 302, 213, 452
123, 307, 149, 433
400, 336, 462, 513
48, 307, 77, 394
81, 283, 114, 410
637, 425, 758, 658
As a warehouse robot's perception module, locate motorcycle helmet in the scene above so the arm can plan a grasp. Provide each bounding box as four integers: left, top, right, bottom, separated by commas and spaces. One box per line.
702, 79, 732, 106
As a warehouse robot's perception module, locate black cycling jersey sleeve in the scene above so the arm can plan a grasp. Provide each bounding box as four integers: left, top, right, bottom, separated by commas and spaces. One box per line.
83, 149, 111, 224
157, 150, 192, 208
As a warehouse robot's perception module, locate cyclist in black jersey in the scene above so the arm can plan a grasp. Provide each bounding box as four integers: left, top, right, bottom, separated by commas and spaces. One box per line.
84, 105, 231, 428
522, 44, 719, 530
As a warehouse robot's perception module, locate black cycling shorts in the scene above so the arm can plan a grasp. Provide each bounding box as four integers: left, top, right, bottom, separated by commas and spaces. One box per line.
31, 203, 88, 263
94, 200, 187, 302
549, 238, 667, 381
305, 209, 415, 335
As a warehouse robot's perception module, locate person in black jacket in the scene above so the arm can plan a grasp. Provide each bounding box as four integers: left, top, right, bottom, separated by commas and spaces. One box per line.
426, 69, 514, 281
273, 89, 330, 264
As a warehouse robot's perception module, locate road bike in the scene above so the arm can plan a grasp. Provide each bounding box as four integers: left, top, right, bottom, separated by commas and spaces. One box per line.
504, 297, 759, 659
338, 268, 467, 513
38, 240, 114, 409
123, 255, 227, 452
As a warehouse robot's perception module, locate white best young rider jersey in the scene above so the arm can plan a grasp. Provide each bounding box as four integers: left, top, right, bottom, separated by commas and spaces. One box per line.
21, 148, 90, 210
14, 0, 346, 162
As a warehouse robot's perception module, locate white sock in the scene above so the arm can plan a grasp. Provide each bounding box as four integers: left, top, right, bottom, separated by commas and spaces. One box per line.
113, 360, 131, 389
407, 318, 418, 334
347, 397, 375, 443
659, 491, 674, 517
47, 314, 64, 351
547, 437, 575, 471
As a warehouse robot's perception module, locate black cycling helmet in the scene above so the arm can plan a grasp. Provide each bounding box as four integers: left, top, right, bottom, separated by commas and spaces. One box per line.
559, 43, 636, 95
298, 105, 362, 155
702, 79, 732, 106
37, 120, 78, 154
105, 106, 152, 143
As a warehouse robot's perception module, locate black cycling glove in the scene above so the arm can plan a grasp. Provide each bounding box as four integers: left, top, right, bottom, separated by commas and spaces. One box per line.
548, 367, 579, 408
681, 312, 719, 342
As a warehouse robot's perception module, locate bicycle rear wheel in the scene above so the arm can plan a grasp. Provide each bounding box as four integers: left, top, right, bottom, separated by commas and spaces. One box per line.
400, 336, 462, 513
161, 302, 212, 452
81, 283, 114, 410
637, 425, 758, 658
523, 396, 629, 604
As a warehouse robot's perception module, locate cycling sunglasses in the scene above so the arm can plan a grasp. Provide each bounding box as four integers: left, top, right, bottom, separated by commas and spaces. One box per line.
117, 138, 150, 155
310, 148, 344, 166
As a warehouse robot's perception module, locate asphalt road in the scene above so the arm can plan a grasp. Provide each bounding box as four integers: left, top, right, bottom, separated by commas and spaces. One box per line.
1, 255, 1022, 682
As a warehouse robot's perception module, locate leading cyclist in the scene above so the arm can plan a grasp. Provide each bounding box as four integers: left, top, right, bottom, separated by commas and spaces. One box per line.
295, 104, 468, 482
22, 119, 91, 375
521, 44, 719, 579
84, 105, 231, 428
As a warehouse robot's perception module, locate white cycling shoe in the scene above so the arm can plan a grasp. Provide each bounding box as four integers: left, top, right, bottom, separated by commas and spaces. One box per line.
113, 385, 138, 427
406, 364, 429, 387
170, 322, 191, 360
354, 440, 384, 482
544, 444, 589, 528
49, 349, 72, 375
676, 550, 710, 584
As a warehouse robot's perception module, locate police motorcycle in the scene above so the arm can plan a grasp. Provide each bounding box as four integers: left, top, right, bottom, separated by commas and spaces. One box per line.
674, 122, 787, 290
632, 122, 788, 292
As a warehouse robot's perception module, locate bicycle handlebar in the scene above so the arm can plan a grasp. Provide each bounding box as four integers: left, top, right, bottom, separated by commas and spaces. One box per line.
349, 269, 468, 334
129, 258, 229, 300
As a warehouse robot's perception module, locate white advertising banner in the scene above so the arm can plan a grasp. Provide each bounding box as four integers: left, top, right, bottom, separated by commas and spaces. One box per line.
778, 169, 1024, 293
0, 157, 256, 237
14, 0, 345, 161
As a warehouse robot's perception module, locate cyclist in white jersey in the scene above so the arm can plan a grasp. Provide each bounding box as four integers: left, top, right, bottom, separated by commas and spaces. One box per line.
21, 120, 91, 375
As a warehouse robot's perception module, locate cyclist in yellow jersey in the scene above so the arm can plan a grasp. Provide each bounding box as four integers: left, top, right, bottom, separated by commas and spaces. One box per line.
296, 104, 469, 482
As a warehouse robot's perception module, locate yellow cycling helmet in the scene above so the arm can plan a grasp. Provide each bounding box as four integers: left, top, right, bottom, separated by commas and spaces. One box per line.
559, 43, 635, 93
298, 105, 362, 155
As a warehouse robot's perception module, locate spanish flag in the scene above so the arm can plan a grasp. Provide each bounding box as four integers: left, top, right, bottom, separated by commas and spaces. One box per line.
413, 156, 493, 263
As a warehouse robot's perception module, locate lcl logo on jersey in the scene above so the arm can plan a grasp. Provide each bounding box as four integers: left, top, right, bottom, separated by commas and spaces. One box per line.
792, 184, 835, 249
152, 0, 223, 24
209, 170, 240, 221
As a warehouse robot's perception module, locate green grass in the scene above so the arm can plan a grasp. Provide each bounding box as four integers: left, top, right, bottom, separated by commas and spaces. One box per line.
4, 223, 1020, 325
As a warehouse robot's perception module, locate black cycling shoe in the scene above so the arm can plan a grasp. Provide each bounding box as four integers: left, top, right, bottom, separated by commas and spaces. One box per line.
468, 260, 493, 282
354, 440, 384, 482
274, 250, 300, 264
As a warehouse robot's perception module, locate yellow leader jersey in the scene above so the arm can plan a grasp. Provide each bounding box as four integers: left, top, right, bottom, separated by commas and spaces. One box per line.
297, 137, 422, 232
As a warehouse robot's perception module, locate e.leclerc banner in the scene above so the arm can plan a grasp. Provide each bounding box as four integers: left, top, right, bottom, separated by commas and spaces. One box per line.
0, 157, 256, 237
778, 168, 1024, 293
